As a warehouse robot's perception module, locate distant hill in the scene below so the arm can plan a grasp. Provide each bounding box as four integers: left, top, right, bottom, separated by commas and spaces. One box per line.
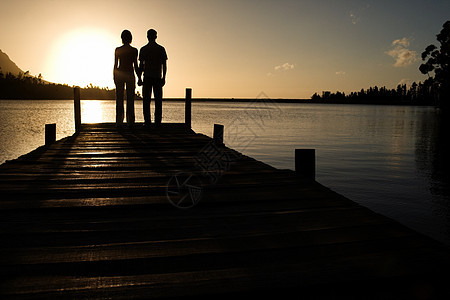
0, 49, 23, 76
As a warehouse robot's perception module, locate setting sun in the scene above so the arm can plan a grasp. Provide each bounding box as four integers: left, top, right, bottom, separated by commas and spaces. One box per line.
47, 28, 117, 89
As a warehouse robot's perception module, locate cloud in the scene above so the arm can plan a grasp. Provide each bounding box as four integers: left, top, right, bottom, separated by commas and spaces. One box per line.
349, 11, 360, 25
392, 37, 410, 47
274, 62, 294, 71
386, 37, 417, 67
268, 63, 294, 76
349, 4, 369, 25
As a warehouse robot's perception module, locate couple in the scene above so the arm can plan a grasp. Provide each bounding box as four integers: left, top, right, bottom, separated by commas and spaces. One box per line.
113, 29, 167, 127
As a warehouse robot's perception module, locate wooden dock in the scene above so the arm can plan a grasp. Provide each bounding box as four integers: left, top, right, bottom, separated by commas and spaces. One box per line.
1, 122, 449, 299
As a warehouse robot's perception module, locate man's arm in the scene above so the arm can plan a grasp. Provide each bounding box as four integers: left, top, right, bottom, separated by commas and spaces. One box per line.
162, 61, 167, 86
162, 61, 167, 79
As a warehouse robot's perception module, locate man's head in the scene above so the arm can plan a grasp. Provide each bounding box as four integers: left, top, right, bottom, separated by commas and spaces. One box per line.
121, 30, 132, 45
147, 29, 157, 41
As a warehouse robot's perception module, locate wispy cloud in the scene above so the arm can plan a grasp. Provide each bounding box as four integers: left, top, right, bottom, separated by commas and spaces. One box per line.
349, 4, 370, 25
349, 11, 360, 25
386, 37, 417, 67
267, 62, 294, 76
392, 37, 410, 48
275, 62, 294, 71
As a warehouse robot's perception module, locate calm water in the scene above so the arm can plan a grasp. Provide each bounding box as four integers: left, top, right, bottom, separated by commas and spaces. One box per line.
0, 100, 449, 246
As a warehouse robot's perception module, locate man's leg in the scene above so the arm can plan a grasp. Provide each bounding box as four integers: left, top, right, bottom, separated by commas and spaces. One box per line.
125, 77, 135, 126
142, 82, 152, 125
115, 80, 125, 125
154, 80, 163, 125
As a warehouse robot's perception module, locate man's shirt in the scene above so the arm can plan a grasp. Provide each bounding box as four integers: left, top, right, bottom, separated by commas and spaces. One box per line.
139, 41, 167, 79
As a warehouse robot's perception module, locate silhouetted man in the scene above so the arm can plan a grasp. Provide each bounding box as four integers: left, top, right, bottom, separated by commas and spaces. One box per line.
138, 29, 167, 126
114, 30, 139, 127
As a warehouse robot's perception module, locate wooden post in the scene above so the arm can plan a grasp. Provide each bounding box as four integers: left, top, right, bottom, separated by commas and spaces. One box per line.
295, 149, 315, 180
213, 124, 224, 145
74, 87, 81, 132
185, 88, 192, 128
45, 123, 56, 146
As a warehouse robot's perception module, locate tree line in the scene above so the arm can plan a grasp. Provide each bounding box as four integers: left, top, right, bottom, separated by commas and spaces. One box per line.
311, 80, 438, 105
0, 71, 116, 100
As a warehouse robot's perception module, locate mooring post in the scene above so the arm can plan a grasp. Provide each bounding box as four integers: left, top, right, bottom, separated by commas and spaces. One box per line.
213, 124, 224, 145
185, 88, 192, 128
45, 123, 56, 146
295, 149, 315, 180
74, 87, 81, 133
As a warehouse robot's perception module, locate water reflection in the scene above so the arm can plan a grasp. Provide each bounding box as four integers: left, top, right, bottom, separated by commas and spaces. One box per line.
416, 110, 450, 244
81, 100, 107, 123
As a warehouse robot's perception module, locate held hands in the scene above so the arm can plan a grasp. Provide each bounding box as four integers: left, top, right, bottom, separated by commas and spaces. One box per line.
136, 78, 165, 86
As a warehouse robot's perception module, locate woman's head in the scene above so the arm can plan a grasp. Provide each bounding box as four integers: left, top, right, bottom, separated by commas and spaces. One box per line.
121, 30, 132, 44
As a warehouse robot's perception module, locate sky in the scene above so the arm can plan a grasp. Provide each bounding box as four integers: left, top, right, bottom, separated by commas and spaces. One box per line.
0, 0, 449, 99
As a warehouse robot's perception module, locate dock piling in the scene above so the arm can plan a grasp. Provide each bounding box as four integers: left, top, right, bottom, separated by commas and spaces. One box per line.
213, 124, 224, 145
74, 87, 81, 132
185, 88, 192, 128
45, 123, 56, 146
295, 149, 315, 180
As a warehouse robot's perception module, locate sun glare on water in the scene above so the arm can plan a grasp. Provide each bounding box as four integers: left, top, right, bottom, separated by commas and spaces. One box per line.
48, 28, 117, 89
81, 100, 108, 123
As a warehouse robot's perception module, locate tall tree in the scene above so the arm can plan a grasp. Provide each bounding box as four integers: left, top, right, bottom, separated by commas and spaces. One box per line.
420, 20, 450, 107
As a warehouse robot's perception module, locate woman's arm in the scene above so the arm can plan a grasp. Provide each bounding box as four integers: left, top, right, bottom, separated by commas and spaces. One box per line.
114, 48, 119, 70
134, 49, 141, 78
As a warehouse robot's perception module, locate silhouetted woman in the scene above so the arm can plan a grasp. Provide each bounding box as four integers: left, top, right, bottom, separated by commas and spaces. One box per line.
114, 30, 140, 127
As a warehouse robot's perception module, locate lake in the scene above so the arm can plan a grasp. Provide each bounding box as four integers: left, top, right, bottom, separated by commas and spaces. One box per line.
0, 99, 449, 246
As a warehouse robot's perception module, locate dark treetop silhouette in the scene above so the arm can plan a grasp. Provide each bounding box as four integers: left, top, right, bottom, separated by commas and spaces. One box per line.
114, 29, 140, 127
420, 20, 450, 109
138, 29, 168, 127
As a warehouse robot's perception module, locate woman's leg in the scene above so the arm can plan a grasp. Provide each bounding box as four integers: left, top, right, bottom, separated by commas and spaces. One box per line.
115, 79, 125, 125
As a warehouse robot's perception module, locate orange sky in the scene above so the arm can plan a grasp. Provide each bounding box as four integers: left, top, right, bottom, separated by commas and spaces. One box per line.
1, 0, 449, 99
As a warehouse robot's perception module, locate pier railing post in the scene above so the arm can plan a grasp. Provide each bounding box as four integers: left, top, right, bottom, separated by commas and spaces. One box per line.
295, 149, 315, 180
74, 87, 81, 133
213, 124, 224, 145
45, 123, 56, 146
185, 88, 192, 129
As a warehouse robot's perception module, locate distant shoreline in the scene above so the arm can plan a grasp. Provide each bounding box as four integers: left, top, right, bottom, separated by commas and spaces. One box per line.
0, 98, 434, 106
180, 98, 432, 106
